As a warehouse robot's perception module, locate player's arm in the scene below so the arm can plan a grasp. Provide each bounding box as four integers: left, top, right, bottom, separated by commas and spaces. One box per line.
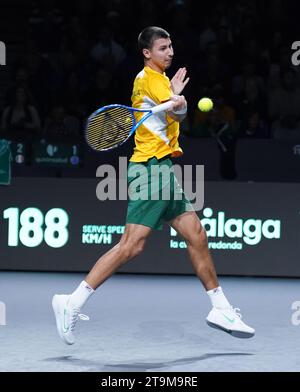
167, 95, 187, 123
148, 75, 187, 122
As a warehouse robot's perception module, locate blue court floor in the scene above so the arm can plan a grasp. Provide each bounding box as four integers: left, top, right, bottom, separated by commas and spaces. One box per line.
0, 272, 300, 372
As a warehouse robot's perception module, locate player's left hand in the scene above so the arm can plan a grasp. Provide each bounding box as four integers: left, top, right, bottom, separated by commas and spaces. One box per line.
171, 67, 190, 95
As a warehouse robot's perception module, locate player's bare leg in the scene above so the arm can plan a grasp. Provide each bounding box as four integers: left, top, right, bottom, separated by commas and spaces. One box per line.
85, 223, 152, 289
52, 223, 152, 344
169, 211, 218, 290
169, 211, 255, 338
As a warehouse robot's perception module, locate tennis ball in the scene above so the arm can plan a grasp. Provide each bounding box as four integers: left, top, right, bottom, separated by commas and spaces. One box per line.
198, 97, 213, 112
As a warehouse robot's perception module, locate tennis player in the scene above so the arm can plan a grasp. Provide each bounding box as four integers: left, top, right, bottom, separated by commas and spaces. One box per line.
52, 26, 254, 344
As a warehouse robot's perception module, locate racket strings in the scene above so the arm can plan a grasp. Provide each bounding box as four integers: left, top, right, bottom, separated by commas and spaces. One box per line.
87, 107, 134, 150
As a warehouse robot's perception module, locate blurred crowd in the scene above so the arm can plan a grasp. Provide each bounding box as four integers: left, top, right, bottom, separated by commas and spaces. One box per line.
1, 0, 300, 144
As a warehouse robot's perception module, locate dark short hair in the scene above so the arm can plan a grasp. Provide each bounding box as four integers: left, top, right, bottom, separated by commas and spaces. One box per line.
138, 26, 170, 52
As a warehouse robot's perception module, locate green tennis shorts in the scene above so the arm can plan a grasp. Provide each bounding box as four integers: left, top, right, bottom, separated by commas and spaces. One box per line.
126, 156, 194, 230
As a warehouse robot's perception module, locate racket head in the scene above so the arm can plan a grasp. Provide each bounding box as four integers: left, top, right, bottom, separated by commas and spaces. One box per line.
85, 105, 138, 152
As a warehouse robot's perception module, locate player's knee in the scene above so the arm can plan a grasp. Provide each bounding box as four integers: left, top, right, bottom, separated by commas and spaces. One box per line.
117, 243, 132, 261
136, 239, 146, 256
198, 225, 208, 244
130, 238, 146, 258
118, 238, 146, 261
188, 224, 207, 246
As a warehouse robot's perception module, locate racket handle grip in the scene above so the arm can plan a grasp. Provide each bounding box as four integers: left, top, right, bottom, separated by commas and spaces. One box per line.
151, 101, 174, 114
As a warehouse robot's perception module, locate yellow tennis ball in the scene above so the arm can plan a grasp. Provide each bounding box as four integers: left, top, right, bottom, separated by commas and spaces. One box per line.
198, 97, 213, 112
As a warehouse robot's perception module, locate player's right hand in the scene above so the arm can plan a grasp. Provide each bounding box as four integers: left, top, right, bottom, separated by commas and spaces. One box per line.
170, 95, 187, 112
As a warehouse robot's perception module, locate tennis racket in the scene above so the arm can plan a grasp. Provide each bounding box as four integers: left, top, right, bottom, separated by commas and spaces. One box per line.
85, 101, 174, 151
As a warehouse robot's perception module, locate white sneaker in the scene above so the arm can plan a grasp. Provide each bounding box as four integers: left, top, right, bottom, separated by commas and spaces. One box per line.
206, 306, 255, 338
52, 294, 89, 345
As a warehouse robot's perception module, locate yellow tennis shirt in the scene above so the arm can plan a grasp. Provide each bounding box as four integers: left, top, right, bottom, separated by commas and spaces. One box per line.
130, 66, 183, 162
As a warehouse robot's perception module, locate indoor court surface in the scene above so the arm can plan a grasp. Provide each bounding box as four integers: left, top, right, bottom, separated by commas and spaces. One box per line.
0, 272, 299, 372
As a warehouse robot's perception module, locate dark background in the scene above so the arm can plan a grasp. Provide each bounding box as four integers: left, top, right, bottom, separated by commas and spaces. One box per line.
1, 0, 300, 181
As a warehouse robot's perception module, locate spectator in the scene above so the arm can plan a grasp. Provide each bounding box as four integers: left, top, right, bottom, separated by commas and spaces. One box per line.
43, 105, 80, 141
191, 85, 237, 179
88, 68, 114, 112
232, 62, 265, 98
5, 67, 30, 106
269, 69, 300, 135
196, 51, 229, 100
198, 15, 217, 52
90, 25, 126, 71
17, 40, 55, 116
239, 112, 269, 138
216, 24, 235, 66
1, 86, 41, 136
61, 71, 87, 121
237, 77, 269, 138
28, 0, 64, 53
192, 85, 236, 138
168, 3, 195, 68
268, 46, 299, 90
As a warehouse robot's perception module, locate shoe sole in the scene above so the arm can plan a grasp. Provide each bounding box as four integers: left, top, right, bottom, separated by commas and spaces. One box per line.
206, 320, 255, 339
52, 295, 64, 341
